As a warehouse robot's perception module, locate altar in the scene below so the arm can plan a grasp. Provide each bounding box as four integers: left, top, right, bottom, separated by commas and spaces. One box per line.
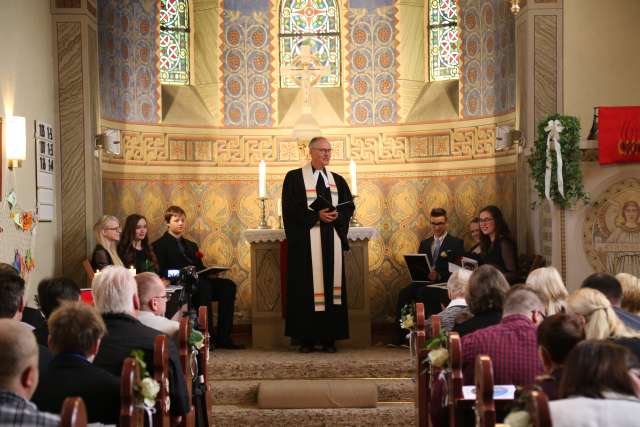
244, 227, 376, 349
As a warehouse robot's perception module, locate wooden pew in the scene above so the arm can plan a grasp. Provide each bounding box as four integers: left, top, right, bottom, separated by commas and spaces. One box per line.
197, 306, 212, 411
178, 316, 196, 427
60, 397, 87, 427
475, 355, 496, 427
120, 357, 144, 427
154, 335, 170, 427
527, 390, 552, 427
414, 303, 428, 427
447, 331, 469, 427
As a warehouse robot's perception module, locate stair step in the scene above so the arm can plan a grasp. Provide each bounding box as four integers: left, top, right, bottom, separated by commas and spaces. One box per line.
209, 348, 413, 380
210, 402, 415, 426
211, 378, 415, 405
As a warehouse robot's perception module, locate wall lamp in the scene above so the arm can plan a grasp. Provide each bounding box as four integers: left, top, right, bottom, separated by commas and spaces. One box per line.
7, 115, 26, 169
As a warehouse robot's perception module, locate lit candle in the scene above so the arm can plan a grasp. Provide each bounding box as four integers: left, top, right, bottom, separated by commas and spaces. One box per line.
349, 159, 358, 196
277, 198, 282, 217
258, 160, 266, 198
129, 265, 136, 276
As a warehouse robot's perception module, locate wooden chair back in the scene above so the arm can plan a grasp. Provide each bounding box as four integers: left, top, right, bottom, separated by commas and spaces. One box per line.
120, 357, 143, 427
415, 303, 428, 427
527, 390, 552, 427
178, 316, 196, 427
198, 306, 212, 410
475, 355, 496, 427
82, 259, 94, 284
429, 314, 441, 340
60, 397, 87, 427
447, 332, 465, 427
153, 335, 170, 427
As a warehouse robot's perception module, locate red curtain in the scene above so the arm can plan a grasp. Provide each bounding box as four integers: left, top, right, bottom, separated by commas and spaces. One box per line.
599, 106, 640, 164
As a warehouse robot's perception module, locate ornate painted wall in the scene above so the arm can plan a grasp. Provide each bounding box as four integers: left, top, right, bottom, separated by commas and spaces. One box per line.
98, 0, 160, 123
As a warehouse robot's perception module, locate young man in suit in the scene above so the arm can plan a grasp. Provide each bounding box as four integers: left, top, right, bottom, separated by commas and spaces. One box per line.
152, 205, 243, 349
31, 302, 120, 425
394, 208, 464, 344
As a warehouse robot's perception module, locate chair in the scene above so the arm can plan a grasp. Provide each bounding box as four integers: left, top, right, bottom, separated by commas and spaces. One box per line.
178, 317, 196, 427
120, 357, 144, 427
527, 390, 552, 427
153, 335, 170, 427
82, 259, 95, 284
60, 397, 87, 427
475, 355, 496, 427
415, 303, 428, 427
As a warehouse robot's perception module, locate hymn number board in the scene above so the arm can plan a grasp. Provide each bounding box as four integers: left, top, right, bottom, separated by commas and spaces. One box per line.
35, 121, 55, 221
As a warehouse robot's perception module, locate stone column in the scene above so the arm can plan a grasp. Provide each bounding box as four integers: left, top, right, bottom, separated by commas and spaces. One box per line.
51, 0, 101, 285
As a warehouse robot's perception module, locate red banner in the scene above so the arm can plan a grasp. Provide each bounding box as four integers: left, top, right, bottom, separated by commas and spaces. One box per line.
599, 106, 640, 164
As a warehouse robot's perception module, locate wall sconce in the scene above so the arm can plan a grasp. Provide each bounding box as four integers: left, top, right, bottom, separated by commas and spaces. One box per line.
7, 115, 26, 169
510, 0, 520, 14
95, 128, 121, 156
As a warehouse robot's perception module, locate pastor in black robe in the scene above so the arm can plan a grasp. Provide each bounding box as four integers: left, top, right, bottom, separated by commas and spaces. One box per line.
282, 166, 355, 344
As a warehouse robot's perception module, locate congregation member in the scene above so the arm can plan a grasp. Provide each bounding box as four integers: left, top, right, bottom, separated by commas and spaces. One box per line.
282, 136, 355, 353
426, 269, 472, 333
0, 273, 52, 373
0, 320, 59, 426
153, 205, 243, 349
31, 302, 120, 425
525, 266, 568, 315
478, 205, 519, 284
394, 207, 464, 343
467, 217, 482, 256
567, 287, 640, 360
136, 272, 180, 339
617, 272, 640, 316
550, 340, 640, 427
92, 265, 190, 418
461, 287, 544, 386
32, 277, 80, 347
118, 213, 159, 273
535, 313, 585, 400
453, 265, 509, 337
582, 272, 640, 330
91, 214, 124, 270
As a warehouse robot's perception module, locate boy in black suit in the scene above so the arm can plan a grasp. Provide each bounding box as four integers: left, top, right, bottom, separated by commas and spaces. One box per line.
394, 208, 464, 344
152, 205, 243, 349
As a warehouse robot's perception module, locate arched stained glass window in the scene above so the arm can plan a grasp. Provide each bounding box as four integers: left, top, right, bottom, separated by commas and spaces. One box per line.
428, 0, 460, 81
160, 0, 190, 85
280, 0, 341, 88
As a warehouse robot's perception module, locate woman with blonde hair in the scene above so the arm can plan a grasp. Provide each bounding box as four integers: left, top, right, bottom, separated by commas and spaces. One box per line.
91, 215, 124, 270
566, 287, 640, 360
525, 266, 568, 315
617, 273, 640, 316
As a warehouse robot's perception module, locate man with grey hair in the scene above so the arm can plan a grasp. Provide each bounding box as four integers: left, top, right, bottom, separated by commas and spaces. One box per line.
135, 272, 180, 338
282, 136, 355, 353
92, 266, 190, 418
0, 319, 59, 426
461, 286, 545, 387
428, 269, 472, 332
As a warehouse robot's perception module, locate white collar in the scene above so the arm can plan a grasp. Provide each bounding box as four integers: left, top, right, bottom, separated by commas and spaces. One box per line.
434, 232, 448, 242
446, 298, 467, 308
313, 169, 329, 188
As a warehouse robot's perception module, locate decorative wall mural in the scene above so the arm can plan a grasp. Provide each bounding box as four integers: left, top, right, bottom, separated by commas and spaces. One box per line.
221, 0, 274, 127
346, 0, 399, 125
98, 0, 160, 123
583, 178, 640, 277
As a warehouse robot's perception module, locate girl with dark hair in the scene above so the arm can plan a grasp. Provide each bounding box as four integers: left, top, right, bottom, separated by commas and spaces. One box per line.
549, 340, 640, 426
478, 205, 519, 283
117, 214, 159, 273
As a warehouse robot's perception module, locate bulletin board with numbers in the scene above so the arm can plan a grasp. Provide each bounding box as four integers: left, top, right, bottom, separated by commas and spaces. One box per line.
35, 121, 55, 221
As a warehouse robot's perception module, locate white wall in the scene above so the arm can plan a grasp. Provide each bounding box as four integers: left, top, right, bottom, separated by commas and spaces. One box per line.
0, 0, 59, 302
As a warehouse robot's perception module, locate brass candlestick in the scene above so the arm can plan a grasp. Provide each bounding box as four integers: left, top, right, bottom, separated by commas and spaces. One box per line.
258, 197, 270, 229
350, 195, 361, 227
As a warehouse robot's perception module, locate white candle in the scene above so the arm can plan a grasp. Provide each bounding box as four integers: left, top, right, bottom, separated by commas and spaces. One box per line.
277, 198, 282, 217
349, 159, 358, 196
129, 265, 136, 276
258, 160, 266, 198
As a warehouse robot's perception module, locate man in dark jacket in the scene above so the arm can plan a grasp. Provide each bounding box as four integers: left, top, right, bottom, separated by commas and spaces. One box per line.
153, 205, 242, 349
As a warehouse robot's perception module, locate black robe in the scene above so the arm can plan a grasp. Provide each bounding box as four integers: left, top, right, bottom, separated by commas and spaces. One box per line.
282, 167, 354, 342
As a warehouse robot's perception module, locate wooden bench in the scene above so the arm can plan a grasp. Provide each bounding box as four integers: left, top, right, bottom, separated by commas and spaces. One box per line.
60, 397, 87, 427
197, 306, 212, 413
414, 303, 428, 427
475, 355, 496, 427
154, 335, 170, 427
527, 390, 552, 427
447, 331, 469, 427
178, 316, 196, 427
120, 357, 144, 427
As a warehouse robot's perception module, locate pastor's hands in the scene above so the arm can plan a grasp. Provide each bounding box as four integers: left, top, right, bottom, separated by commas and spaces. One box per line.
319, 208, 338, 223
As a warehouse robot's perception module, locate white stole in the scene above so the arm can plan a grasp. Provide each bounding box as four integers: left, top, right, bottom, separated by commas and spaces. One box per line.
302, 162, 343, 311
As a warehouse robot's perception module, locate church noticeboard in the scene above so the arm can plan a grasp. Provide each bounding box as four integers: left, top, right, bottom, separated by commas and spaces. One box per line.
34, 121, 55, 221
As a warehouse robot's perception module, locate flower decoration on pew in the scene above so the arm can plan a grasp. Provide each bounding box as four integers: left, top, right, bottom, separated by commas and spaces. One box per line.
399, 304, 416, 330
130, 349, 161, 408
189, 329, 205, 350
195, 250, 204, 260
422, 330, 449, 369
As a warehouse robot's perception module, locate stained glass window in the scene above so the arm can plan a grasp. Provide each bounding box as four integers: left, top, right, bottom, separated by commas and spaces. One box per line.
428, 0, 460, 81
160, 0, 190, 85
280, 0, 341, 88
